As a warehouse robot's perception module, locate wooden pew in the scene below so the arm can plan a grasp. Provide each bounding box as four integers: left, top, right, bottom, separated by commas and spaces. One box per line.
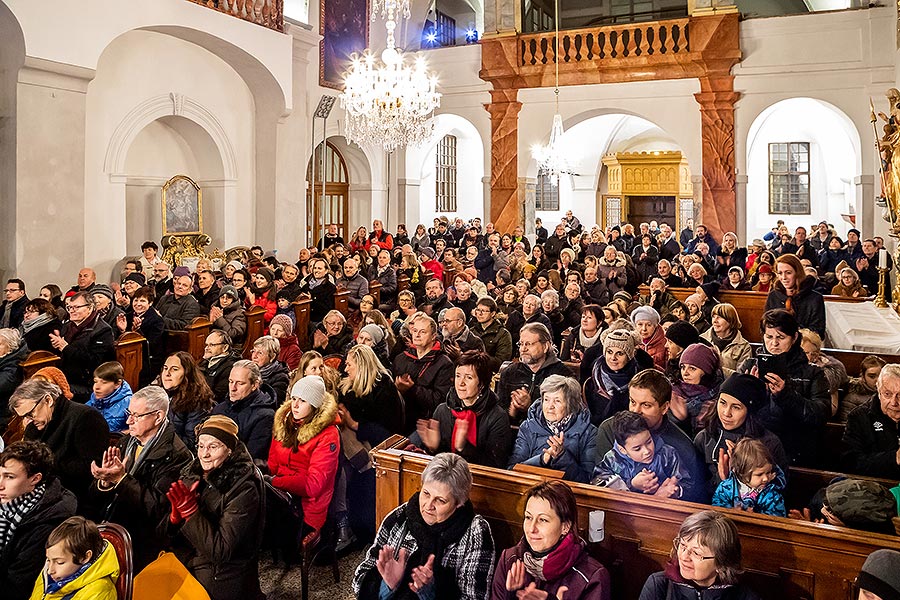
443, 268, 458, 289
334, 289, 350, 317
293, 296, 311, 351
165, 317, 212, 362
115, 332, 145, 391
369, 280, 382, 308
373, 438, 900, 600
241, 305, 267, 359
785, 466, 897, 512
20, 350, 62, 379
397, 273, 410, 293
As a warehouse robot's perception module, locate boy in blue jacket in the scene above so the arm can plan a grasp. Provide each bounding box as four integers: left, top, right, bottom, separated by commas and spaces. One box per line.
712, 437, 786, 516
592, 410, 688, 498
85, 361, 132, 433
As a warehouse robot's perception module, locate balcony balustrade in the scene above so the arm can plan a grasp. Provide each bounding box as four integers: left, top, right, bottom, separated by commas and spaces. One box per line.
185, 0, 284, 32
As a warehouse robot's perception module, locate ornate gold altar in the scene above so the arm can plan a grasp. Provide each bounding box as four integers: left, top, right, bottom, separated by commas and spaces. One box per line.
160, 174, 212, 266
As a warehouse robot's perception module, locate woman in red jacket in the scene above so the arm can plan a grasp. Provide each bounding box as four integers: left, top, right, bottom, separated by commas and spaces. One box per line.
246, 267, 278, 325
267, 376, 341, 540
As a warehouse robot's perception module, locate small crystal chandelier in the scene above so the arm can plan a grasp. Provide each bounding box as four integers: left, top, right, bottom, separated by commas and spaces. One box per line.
532, 0, 568, 186
340, 0, 441, 153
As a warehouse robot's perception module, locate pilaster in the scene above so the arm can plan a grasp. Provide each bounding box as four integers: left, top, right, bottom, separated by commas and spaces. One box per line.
485, 89, 522, 233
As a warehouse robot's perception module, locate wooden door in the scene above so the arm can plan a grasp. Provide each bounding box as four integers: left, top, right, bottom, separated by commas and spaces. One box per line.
626, 195, 676, 227
306, 142, 349, 246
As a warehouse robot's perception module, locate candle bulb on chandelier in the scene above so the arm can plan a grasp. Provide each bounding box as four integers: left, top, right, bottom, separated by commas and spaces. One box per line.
879, 248, 887, 269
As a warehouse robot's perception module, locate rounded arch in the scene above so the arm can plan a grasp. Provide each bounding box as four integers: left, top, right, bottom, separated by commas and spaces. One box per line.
104, 93, 238, 180
745, 97, 861, 238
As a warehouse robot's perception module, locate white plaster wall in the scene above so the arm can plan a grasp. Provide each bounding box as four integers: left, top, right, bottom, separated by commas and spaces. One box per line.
84, 30, 256, 279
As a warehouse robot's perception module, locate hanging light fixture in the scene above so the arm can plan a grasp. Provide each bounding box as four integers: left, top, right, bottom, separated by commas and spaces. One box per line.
340, 0, 441, 153
532, 0, 568, 186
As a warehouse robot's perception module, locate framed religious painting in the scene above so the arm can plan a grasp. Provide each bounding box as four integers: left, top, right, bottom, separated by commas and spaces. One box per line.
161, 174, 203, 235
319, 0, 369, 89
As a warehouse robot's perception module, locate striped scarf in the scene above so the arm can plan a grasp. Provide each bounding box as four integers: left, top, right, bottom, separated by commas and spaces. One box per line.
0, 481, 46, 550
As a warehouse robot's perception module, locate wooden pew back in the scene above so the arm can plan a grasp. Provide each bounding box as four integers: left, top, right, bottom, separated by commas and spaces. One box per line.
115, 332, 145, 391
165, 317, 212, 361
369, 281, 382, 308
334, 289, 350, 317
293, 296, 311, 351
373, 439, 900, 600
397, 273, 410, 293
241, 305, 267, 358
20, 350, 61, 379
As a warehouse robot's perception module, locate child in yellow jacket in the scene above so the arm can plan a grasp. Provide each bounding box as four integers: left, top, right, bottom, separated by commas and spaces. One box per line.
29, 516, 118, 600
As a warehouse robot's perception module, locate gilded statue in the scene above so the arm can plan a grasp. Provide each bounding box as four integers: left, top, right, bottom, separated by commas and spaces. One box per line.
876, 88, 900, 233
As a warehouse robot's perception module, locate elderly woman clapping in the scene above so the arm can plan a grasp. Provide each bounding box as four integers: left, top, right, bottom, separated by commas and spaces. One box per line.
353, 453, 495, 600
508, 375, 597, 483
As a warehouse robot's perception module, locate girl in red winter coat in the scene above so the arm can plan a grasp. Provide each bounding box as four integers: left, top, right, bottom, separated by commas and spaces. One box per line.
247, 268, 278, 325
267, 376, 341, 534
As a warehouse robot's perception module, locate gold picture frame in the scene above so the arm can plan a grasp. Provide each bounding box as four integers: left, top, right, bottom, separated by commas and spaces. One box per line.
161, 174, 203, 235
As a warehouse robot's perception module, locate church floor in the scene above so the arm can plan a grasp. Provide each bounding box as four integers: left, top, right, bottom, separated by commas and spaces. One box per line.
259, 548, 365, 599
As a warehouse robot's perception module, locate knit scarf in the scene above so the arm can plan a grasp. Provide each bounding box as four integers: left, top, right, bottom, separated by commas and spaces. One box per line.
405, 493, 475, 572
710, 329, 736, 352
0, 481, 46, 550
546, 413, 574, 437
521, 531, 582, 582
63, 310, 99, 343
595, 358, 638, 399
21, 312, 54, 334
578, 328, 601, 349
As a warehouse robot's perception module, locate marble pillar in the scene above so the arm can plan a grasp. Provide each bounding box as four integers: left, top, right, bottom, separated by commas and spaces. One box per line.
694, 75, 740, 238
485, 89, 522, 234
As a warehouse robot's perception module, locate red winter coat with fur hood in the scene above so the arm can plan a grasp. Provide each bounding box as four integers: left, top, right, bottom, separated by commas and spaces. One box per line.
267, 394, 341, 530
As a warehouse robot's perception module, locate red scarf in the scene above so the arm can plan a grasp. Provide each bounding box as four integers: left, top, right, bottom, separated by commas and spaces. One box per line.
450, 408, 478, 447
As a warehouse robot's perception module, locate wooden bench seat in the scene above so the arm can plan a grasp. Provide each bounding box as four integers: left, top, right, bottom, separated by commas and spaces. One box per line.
373, 436, 900, 600
114, 332, 145, 391
164, 316, 212, 361
241, 305, 267, 358
293, 296, 311, 351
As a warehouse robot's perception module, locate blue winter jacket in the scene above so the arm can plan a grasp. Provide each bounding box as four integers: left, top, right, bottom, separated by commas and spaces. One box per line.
508, 399, 597, 483
712, 466, 787, 517
593, 435, 691, 498
86, 381, 133, 432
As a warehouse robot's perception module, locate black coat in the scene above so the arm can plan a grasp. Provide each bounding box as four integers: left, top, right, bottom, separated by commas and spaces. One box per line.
764, 277, 826, 339
0, 343, 27, 432
60, 313, 117, 401
85, 421, 193, 570
171, 443, 265, 600
0, 477, 77, 600
21, 317, 62, 353
842, 396, 900, 478
393, 344, 455, 431
157, 293, 203, 330
299, 277, 337, 324
0, 295, 28, 329
211, 385, 277, 462
201, 352, 240, 402
339, 374, 405, 446
496, 355, 571, 425
24, 396, 109, 499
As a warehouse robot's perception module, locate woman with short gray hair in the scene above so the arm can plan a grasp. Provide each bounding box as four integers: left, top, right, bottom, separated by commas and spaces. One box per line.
248, 337, 289, 404
0, 328, 27, 431
508, 374, 597, 482
354, 453, 495, 600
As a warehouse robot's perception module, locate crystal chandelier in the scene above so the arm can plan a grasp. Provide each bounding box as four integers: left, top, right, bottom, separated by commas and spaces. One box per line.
532, 0, 568, 186
340, 0, 441, 153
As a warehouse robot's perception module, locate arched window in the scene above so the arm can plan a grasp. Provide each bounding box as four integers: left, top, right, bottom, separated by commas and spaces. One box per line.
436, 134, 457, 212
306, 142, 349, 245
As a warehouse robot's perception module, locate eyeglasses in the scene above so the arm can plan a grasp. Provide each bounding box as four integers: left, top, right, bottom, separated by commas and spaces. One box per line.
66, 304, 90, 312
518, 340, 542, 349
204, 342, 225, 348
323, 320, 342, 328
17, 397, 45, 421
197, 442, 226, 453
4, 288, 21, 293
673, 538, 715, 562
125, 408, 160, 421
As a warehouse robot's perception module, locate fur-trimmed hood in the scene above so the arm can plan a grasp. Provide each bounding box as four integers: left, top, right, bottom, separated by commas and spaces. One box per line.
273, 393, 339, 446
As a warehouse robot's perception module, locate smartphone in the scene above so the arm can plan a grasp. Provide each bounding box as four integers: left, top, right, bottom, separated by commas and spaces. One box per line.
757, 353, 787, 379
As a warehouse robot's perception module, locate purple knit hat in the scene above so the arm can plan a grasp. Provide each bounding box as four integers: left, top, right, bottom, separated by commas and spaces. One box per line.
679, 343, 719, 375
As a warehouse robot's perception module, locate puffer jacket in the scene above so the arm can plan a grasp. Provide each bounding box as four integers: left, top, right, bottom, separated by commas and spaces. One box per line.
392, 342, 455, 431
712, 466, 787, 517
693, 423, 789, 495
337, 272, 370, 310
277, 334, 302, 371
509, 399, 597, 483
212, 303, 247, 346
491, 534, 610, 600
86, 380, 133, 432
639, 562, 760, 600
764, 276, 826, 338
736, 340, 830, 467
171, 443, 264, 600
28, 538, 118, 600
496, 354, 572, 424
268, 395, 341, 530
593, 435, 690, 498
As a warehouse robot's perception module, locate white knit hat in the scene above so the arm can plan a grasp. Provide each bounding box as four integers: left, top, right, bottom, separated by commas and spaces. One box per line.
359, 323, 385, 344
290, 376, 326, 408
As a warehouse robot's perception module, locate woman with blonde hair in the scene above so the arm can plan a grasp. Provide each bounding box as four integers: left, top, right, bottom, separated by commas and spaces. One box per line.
702, 303, 752, 376
831, 267, 866, 297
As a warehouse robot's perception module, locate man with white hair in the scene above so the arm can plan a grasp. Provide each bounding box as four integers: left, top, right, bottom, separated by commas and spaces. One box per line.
156, 274, 203, 330
844, 363, 900, 479
440, 307, 484, 357
86, 385, 192, 569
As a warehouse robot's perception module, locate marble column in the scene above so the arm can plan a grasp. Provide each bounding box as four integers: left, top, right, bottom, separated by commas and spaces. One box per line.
694, 74, 740, 238
485, 88, 522, 234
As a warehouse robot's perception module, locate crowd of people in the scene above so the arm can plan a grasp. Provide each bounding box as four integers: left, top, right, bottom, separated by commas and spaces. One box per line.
0, 212, 898, 600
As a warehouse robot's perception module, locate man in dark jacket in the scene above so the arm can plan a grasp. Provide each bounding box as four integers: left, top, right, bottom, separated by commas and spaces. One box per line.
194, 269, 221, 312
0, 278, 28, 328
11, 378, 109, 500
440, 307, 485, 357
417, 278, 452, 318
543, 223, 571, 266
658, 223, 681, 261
211, 360, 276, 463
150, 262, 174, 301
86, 385, 192, 569
505, 295, 553, 353
843, 364, 900, 479
781, 226, 819, 268
392, 312, 454, 431
157, 274, 203, 330
496, 323, 571, 425
593, 369, 707, 503
368, 249, 398, 311
469, 297, 513, 374
0, 440, 77, 600
50, 291, 116, 402
200, 330, 240, 401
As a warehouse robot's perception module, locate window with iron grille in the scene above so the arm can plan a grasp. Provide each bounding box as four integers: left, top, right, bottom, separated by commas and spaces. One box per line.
436, 135, 457, 212
768, 142, 810, 215
435, 10, 456, 46
535, 169, 560, 211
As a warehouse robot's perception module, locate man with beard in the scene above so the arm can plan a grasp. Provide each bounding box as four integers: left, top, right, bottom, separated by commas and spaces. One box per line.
418, 277, 452, 317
